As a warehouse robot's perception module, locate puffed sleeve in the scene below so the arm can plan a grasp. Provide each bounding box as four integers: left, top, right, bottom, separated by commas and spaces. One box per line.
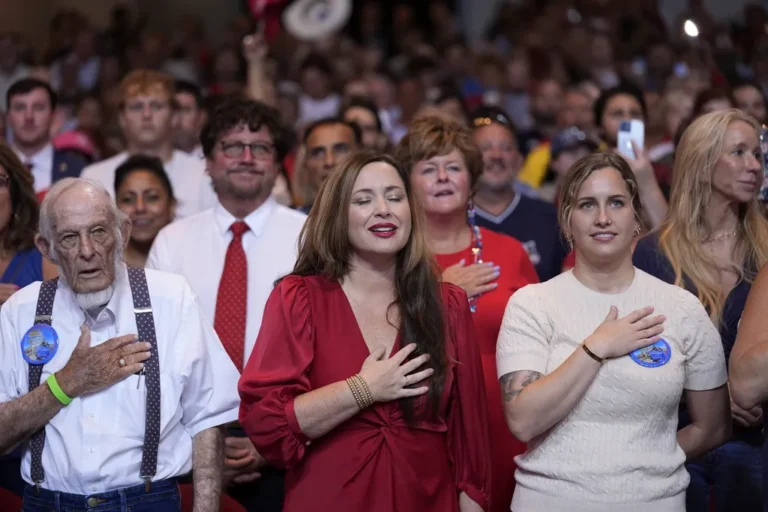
496, 285, 552, 378
681, 293, 727, 390
443, 284, 491, 511
238, 275, 314, 468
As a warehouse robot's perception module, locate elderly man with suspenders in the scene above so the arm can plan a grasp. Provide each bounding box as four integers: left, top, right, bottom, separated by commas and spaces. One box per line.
0, 177, 240, 512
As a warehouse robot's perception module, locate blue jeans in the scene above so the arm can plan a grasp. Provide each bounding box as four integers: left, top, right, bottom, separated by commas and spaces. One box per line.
686, 438, 763, 512
22, 479, 180, 512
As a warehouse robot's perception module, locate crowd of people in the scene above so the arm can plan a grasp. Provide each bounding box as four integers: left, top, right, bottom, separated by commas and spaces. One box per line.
1, 0, 768, 511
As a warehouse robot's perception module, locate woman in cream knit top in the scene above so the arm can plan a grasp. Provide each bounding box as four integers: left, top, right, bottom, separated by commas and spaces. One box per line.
496, 153, 730, 512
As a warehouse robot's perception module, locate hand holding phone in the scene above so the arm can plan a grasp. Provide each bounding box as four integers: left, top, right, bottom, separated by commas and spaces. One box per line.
617, 120, 645, 160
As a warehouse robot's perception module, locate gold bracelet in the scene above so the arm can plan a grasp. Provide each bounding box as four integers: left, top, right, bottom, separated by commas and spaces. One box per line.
582, 343, 605, 364
346, 376, 365, 410
352, 375, 375, 408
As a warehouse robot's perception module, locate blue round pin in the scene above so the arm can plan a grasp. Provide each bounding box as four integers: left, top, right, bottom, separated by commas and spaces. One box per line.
630, 339, 672, 368
21, 324, 59, 365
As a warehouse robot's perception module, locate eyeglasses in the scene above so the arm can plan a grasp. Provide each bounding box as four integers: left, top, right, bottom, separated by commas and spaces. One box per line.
219, 141, 275, 159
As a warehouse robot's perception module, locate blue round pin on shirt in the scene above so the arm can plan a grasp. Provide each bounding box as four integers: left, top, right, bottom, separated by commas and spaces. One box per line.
20, 324, 59, 365
629, 339, 672, 368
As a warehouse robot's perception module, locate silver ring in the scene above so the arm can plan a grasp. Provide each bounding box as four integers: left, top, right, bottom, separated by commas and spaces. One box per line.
119, 358, 126, 367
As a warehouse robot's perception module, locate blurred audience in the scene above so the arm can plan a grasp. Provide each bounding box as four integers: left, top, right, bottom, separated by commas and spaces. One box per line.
2, 0, 768, 509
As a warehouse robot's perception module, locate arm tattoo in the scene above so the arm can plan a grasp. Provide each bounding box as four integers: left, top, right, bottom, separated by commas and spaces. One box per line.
500, 371, 542, 402
192, 426, 225, 512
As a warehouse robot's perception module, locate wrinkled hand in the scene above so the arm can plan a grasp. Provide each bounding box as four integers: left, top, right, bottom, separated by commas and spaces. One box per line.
615, 141, 655, 184
359, 344, 433, 403
224, 436, 266, 486
442, 260, 499, 298
730, 389, 763, 427
56, 325, 151, 398
242, 29, 268, 63
586, 306, 666, 360
0, 283, 19, 305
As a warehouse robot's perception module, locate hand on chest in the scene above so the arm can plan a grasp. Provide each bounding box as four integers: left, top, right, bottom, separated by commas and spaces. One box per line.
548, 304, 686, 400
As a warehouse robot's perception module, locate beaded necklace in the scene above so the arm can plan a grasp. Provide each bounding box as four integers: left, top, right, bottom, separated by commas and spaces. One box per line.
467, 203, 484, 313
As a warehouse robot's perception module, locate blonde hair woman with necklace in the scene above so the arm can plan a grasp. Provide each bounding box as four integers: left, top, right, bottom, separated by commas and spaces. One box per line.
633, 108, 768, 512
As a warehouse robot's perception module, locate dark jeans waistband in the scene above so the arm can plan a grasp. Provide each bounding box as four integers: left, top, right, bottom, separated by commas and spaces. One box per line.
23, 478, 179, 510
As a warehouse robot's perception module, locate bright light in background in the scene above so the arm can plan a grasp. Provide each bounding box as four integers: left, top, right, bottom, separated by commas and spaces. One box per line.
684, 19, 699, 38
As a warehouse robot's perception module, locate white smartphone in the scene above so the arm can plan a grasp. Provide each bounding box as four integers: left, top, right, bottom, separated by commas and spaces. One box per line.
617, 120, 645, 160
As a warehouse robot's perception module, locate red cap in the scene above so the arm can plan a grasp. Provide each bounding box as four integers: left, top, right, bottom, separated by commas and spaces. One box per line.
52, 130, 96, 159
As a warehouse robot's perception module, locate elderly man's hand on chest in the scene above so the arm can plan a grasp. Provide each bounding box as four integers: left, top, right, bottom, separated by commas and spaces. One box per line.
56, 324, 152, 398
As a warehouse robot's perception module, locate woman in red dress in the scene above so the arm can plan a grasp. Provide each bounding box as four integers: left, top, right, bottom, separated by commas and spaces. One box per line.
396, 114, 539, 512
239, 151, 491, 511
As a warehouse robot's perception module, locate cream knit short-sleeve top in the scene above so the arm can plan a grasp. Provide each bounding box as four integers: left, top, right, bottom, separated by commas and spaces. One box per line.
496, 269, 727, 512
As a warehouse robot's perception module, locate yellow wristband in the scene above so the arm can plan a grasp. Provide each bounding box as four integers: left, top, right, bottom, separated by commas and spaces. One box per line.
46, 374, 72, 406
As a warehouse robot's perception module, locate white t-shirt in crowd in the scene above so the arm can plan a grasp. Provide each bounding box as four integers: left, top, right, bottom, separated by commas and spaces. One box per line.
13, 143, 53, 193
496, 269, 727, 512
81, 150, 211, 219
146, 198, 306, 364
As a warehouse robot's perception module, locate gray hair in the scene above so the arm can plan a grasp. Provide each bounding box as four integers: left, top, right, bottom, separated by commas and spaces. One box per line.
39, 178, 129, 260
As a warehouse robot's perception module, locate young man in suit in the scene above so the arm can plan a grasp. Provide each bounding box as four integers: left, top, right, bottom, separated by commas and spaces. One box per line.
6, 78, 86, 200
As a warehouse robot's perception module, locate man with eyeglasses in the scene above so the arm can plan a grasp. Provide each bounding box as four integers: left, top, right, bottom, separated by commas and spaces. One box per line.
81, 70, 211, 218
147, 98, 306, 512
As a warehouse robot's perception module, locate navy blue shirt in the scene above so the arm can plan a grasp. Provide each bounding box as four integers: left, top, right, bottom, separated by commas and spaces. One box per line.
633, 233, 761, 441
475, 194, 568, 282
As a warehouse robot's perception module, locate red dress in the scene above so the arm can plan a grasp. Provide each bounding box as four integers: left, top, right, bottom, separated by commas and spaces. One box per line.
239, 275, 491, 512
434, 227, 539, 512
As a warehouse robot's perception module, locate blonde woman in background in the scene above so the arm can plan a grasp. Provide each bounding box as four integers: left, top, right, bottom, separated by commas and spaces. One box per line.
634, 108, 768, 512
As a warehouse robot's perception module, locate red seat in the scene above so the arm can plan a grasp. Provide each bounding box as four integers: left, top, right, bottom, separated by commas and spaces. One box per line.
0, 487, 22, 511
179, 483, 247, 512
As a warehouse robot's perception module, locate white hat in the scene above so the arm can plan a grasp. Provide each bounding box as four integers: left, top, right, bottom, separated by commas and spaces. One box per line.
282, 0, 352, 41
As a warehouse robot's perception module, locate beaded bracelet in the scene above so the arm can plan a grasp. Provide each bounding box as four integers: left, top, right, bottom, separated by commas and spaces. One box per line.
346, 374, 375, 409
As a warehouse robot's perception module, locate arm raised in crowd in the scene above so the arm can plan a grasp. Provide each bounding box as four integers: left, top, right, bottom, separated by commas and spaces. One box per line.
243, 28, 276, 108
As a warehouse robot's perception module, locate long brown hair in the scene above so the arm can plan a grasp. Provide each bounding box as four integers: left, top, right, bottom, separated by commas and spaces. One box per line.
286, 150, 447, 421
659, 109, 768, 324
0, 142, 39, 251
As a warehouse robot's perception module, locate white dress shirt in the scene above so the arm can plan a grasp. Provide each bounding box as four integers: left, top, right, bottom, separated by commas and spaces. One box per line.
81, 150, 211, 219
0, 265, 240, 494
14, 143, 53, 193
147, 198, 306, 363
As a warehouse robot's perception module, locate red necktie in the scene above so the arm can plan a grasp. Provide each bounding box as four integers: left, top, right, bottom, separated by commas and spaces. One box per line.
214, 221, 249, 371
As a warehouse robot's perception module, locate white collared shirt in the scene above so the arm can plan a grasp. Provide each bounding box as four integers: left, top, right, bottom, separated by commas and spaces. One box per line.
0, 265, 240, 494
81, 150, 213, 219
14, 144, 53, 193
147, 199, 306, 363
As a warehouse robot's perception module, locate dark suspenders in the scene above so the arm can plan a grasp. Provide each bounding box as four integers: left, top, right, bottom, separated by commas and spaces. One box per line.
27, 267, 161, 491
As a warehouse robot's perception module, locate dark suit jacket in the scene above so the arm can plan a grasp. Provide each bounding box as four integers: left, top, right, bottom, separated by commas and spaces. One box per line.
51, 150, 88, 183
34, 150, 88, 202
